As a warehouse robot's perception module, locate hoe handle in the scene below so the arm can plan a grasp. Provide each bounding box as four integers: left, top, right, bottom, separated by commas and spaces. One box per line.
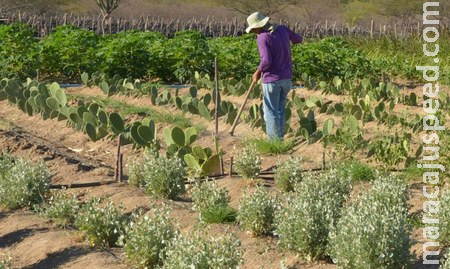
229, 81, 255, 136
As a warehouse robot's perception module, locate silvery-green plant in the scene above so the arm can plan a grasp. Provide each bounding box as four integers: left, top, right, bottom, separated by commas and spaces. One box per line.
120, 207, 177, 268
438, 189, 450, 246
234, 143, 260, 179
162, 231, 242, 269
137, 151, 185, 200
191, 180, 235, 223
74, 198, 129, 247
274, 156, 303, 192
274, 170, 351, 260
0, 254, 11, 269
443, 250, 450, 269
35, 190, 80, 227
191, 180, 230, 213
0, 154, 51, 209
329, 174, 412, 268
127, 147, 158, 188
238, 186, 280, 236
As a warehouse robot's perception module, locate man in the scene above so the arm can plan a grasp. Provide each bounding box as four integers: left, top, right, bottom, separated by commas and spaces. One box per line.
246, 12, 302, 140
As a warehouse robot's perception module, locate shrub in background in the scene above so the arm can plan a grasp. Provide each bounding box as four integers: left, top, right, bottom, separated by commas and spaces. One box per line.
40, 25, 100, 81
274, 170, 352, 260
238, 186, 280, 236
234, 143, 261, 179
120, 207, 177, 268
74, 198, 129, 247
0, 153, 51, 209
274, 156, 303, 192
0, 23, 40, 79
329, 175, 411, 268
35, 189, 80, 227
162, 231, 242, 269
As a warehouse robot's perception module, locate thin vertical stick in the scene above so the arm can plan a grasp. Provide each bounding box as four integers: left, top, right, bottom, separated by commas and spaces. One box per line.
119, 153, 123, 183
214, 57, 220, 136
229, 157, 233, 177
214, 56, 223, 174
115, 134, 121, 182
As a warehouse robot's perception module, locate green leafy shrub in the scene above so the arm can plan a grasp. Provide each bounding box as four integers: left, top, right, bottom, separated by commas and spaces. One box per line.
162, 231, 242, 269
129, 149, 186, 200
120, 207, 177, 268
0, 154, 51, 209
74, 199, 129, 247
191, 180, 235, 223
274, 170, 351, 260
234, 143, 261, 179
98, 31, 168, 80
167, 30, 213, 83
274, 157, 303, 192
238, 186, 280, 236
335, 159, 375, 182
292, 37, 377, 82
35, 190, 80, 227
41, 25, 100, 81
0, 23, 40, 79
329, 175, 411, 268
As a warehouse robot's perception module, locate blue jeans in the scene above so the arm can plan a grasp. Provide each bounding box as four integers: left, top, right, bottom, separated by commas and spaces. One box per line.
262, 79, 292, 140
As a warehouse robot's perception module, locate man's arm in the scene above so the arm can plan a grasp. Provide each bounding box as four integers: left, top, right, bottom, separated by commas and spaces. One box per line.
257, 34, 272, 72
288, 28, 303, 44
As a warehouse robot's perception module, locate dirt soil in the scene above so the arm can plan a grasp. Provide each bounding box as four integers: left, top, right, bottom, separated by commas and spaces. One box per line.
0, 84, 445, 269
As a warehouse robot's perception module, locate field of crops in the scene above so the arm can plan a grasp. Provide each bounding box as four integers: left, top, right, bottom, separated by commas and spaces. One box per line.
0, 21, 449, 268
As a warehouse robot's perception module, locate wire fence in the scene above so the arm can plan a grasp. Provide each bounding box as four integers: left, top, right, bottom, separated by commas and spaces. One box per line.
0, 10, 447, 38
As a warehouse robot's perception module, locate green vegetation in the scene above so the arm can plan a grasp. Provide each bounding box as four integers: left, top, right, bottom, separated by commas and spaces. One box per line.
238, 186, 280, 236
35, 190, 80, 227
120, 207, 177, 268
0, 153, 51, 209
74, 198, 129, 247
274, 156, 303, 192
329, 175, 411, 268
128, 149, 186, 200
274, 170, 351, 260
3, 23, 448, 85
234, 143, 261, 179
245, 137, 295, 155
191, 180, 235, 223
162, 231, 242, 269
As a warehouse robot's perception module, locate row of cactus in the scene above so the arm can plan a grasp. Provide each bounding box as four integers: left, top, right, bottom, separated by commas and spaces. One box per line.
302, 73, 421, 108
81, 72, 142, 96
0, 77, 158, 147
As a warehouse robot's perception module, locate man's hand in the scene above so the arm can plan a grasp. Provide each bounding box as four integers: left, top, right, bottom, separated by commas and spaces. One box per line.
252, 69, 262, 83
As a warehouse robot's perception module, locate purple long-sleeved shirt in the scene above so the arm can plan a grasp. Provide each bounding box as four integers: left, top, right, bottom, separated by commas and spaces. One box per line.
257, 25, 303, 83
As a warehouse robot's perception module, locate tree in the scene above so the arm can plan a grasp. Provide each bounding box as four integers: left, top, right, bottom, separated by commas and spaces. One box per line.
378, 0, 422, 27
216, 0, 299, 16
95, 0, 121, 34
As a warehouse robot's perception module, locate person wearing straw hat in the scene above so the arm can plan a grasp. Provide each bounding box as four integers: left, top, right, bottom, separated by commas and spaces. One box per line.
246, 12, 303, 140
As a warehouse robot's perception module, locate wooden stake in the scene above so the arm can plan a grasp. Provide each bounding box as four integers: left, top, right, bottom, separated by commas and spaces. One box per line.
115, 134, 121, 182
119, 153, 123, 183
229, 156, 233, 177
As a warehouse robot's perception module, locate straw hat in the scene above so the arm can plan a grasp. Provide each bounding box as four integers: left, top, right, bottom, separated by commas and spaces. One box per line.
245, 12, 270, 33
